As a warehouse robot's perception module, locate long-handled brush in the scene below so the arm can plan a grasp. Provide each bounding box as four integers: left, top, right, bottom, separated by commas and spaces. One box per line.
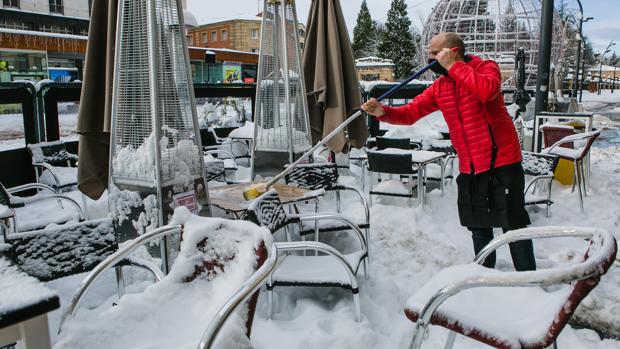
242, 60, 439, 201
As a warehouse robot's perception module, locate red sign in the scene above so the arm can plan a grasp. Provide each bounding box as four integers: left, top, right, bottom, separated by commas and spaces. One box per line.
173, 191, 198, 214
244, 77, 255, 83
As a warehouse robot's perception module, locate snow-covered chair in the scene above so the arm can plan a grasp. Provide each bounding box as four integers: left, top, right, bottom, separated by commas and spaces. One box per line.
284, 163, 370, 253
58, 211, 275, 348
27, 141, 78, 193
542, 131, 600, 213
0, 181, 84, 234
245, 189, 367, 321
405, 226, 617, 349
421, 139, 457, 195
522, 151, 560, 218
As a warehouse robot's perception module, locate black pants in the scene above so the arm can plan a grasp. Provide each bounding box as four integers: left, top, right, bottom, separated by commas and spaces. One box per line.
470, 227, 536, 271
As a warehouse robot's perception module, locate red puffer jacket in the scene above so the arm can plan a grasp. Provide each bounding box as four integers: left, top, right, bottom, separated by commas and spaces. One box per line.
378, 55, 522, 174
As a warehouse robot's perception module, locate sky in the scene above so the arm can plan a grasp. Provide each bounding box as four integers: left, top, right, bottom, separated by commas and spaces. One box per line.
187, 0, 620, 57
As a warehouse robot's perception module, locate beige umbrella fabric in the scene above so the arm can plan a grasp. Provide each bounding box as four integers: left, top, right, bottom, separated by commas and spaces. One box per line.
302, 0, 368, 152
76, 0, 117, 200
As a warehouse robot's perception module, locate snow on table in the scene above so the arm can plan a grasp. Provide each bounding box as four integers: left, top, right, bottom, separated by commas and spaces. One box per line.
56, 208, 272, 349
0, 257, 58, 316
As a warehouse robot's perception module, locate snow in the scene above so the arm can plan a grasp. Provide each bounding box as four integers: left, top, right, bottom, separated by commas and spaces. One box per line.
56, 209, 272, 349
359, 79, 432, 93
382, 110, 447, 140
0, 257, 58, 315
228, 121, 255, 139
40, 167, 77, 187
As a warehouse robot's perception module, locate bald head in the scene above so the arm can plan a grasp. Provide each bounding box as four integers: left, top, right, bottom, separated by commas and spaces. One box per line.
429, 33, 465, 59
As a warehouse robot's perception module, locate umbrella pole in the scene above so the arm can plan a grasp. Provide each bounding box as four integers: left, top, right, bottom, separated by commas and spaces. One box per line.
243, 61, 438, 199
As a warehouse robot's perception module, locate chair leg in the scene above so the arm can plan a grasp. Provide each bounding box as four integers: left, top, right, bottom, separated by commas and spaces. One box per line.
81, 192, 90, 220
363, 257, 369, 280
546, 202, 551, 218
267, 278, 274, 320
115, 265, 125, 299
410, 323, 428, 349
444, 331, 457, 349
574, 161, 584, 213
579, 161, 587, 197
353, 291, 361, 322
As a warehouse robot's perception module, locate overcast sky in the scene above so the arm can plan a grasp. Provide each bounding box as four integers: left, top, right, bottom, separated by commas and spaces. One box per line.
187, 0, 619, 56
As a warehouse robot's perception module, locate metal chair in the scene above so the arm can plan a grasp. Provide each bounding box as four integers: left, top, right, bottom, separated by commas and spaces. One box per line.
522, 151, 560, 218
421, 140, 457, 195
284, 163, 370, 257
0, 181, 84, 235
245, 189, 368, 322
59, 216, 274, 348
406, 226, 617, 349
27, 141, 78, 193
376, 136, 412, 150
542, 130, 600, 213
365, 150, 418, 205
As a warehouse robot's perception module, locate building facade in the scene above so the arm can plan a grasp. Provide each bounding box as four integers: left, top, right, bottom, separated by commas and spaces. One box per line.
187, 15, 305, 53
355, 57, 395, 82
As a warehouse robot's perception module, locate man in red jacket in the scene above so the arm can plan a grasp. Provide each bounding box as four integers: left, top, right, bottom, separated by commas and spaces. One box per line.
362, 33, 535, 271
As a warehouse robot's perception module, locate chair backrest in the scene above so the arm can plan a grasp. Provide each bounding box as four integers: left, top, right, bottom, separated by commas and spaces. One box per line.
376, 136, 411, 150
204, 158, 226, 182
27, 141, 71, 166
575, 131, 600, 160
367, 150, 415, 175
0, 182, 12, 208
245, 189, 289, 233
200, 128, 219, 147
521, 151, 559, 177
284, 163, 339, 190
540, 229, 617, 347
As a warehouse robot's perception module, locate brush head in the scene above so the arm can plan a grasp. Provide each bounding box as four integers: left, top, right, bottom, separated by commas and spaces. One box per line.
242, 183, 268, 201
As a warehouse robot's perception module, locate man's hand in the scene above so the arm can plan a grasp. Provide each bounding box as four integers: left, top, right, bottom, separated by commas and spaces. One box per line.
436, 47, 457, 71
361, 98, 385, 117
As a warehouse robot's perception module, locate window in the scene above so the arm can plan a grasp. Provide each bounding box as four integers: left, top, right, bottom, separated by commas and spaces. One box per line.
0, 19, 27, 30
187, 35, 194, 45
211, 31, 217, 42
250, 28, 259, 39
40, 24, 71, 34
49, 0, 63, 14
250, 48, 258, 53
2, 0, 20, 8
202, 32, 208, 44
298, 28, 305, 37
221, 29, 228, 41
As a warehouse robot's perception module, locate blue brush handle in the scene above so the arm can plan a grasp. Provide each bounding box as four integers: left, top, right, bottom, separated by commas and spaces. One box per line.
376, 60, 437, 102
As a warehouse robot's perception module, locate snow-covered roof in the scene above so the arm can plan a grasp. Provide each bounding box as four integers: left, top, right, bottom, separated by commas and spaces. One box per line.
188, 47, 258, 56
0, 27, 86, 40
199, 14, 262, 26
355, 57, 394, 67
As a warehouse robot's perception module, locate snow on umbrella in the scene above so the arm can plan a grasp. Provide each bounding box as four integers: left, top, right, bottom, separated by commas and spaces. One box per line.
302, 0, 368, 153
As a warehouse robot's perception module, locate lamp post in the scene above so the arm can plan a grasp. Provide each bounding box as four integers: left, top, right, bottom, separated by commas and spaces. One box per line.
572, 1, 593, 99
205, 50, 216, 83
579, 46, 590, 103
612, 65, 617, 93
598, 41, 615, 95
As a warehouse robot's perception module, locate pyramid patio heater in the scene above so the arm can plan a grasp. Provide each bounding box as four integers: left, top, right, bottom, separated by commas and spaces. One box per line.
108, 0, 209, 269
252, 0, 312, 179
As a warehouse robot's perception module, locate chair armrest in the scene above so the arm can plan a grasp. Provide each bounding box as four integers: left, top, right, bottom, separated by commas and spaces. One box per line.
331, 184, 370, 223
24, 195, 85, 220
67, 154, 79, 161
204, 150, 238, 169
524, 175, 554, 195
7, 183, 58, 195
32, 162, 62, 187
288, 213, 368, 251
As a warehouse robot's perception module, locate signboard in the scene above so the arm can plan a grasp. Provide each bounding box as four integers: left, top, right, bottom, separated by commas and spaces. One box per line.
223, 61, 242, 83
172, 191, 198, 214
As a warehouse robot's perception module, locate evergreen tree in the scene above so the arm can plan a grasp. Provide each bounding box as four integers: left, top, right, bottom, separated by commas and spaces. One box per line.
352, 0, 377, 59
377, 0, 417, 80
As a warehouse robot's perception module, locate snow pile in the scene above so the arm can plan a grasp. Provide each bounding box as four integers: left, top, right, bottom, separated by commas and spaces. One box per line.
198, 98, 251, 129
229, 121, 255, 139
113, 133, 201, 185
56, 208, 272, 349
382, 111, 446, 141
0, 258, 58, 315
255, 125, 311, 152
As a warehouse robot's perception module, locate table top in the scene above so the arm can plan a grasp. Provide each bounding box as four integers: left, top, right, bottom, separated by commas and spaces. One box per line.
209, 182, 324, 214
0, 257, 60, 329
365, 148, 446, 163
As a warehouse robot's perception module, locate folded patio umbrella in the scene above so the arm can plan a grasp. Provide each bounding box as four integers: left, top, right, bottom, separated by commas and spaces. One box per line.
513, 47, 531, 116
303, 0, 368, 153
76, 0, 117, 199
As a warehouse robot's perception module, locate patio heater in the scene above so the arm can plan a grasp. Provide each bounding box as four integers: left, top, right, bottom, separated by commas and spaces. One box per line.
251, 0, 312, 179
108, 0, 210, 270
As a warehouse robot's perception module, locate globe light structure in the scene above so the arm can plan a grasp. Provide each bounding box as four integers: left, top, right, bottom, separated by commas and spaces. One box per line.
421, 0, 565, 88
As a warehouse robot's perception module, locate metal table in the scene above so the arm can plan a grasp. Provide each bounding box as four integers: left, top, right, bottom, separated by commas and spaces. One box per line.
209, 182, 324, 219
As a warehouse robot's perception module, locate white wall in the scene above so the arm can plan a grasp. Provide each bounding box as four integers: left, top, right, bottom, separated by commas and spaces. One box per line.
1, 0, 90, 19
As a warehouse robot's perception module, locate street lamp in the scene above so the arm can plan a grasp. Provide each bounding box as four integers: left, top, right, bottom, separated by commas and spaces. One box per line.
598, 40, 616, 95
572, 0, 593, 100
